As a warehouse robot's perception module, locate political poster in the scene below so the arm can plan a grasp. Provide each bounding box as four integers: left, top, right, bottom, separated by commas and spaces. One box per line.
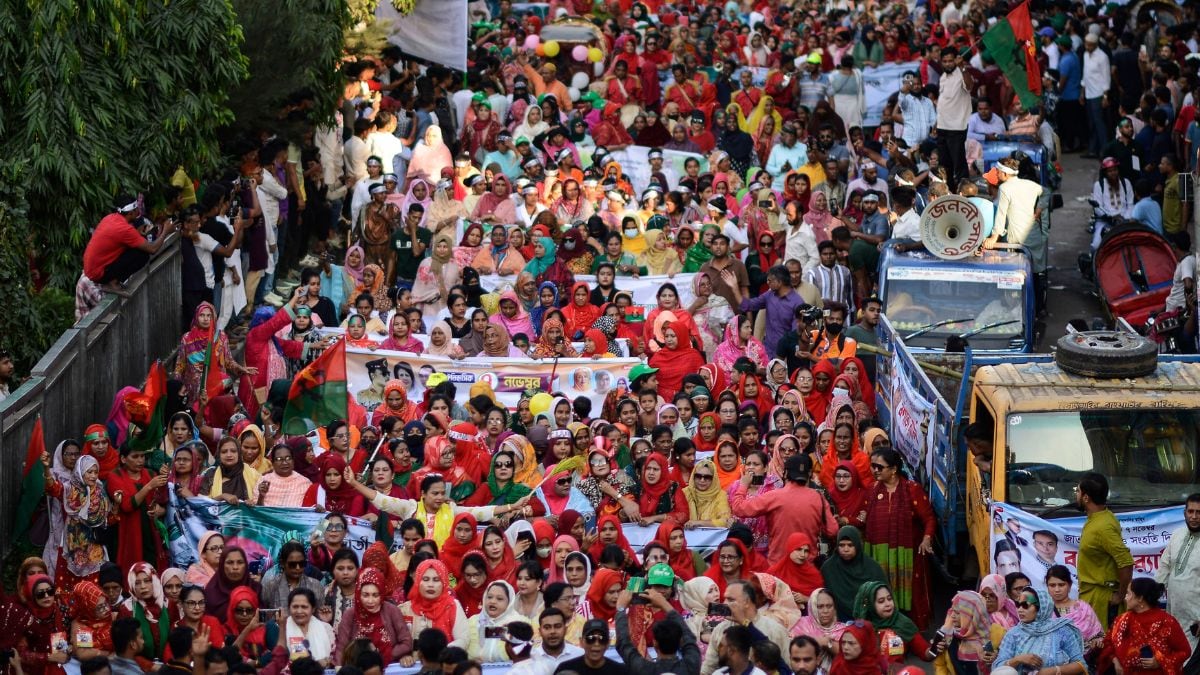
346, 345, 639, 411
166, 493, 377, 570
889, 352, 935, 472
479, 273, 698, 310
862, 61, 920, 127
987, 502, 1184, 591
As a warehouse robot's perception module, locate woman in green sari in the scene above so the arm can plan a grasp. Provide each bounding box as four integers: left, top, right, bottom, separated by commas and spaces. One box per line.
683, 223, 720, 273
462, 449, 533, 511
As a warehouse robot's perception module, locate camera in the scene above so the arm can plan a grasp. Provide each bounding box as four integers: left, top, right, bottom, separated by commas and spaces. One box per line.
798, 304, 824, 324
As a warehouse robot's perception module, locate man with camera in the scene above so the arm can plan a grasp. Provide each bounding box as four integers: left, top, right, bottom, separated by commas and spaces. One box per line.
83, 194, 179, 294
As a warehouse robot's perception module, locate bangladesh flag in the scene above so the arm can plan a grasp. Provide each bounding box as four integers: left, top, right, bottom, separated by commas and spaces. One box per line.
199, 332, 226, 404
981, 1, 1042, 111
283, 338, 348, 435
128, 362, 169, 456
13, 418, 46, 548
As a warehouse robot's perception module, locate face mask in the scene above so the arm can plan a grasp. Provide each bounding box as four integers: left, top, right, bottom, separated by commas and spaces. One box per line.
832, 387, 850, 398
625, 228, 639, 238
564, 240, 576, 250
825, 322, 843, 335
536, 546, 552, 558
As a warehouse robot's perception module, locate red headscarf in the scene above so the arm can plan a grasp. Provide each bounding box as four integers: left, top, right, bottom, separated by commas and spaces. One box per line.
83, 424, 118, 478
692, 412, 721, 453
407, 559, 458, 636
699, 364, 727, 397
733, 372, 774, 421
648, 320, 705, 399
588, 514, 639, 563
636, 453, 673, 517
482, 527, 519, 583
655, 521, 698, 581
224, 586, 265, 649
304, 453, 364, 515
805, 360, 838, 423
830, 620, 887, 675
70, 581, 114, 651
353, 568, 395, 657
766, 532, 825, 596
703, 538, 753, 598
453, 552, 487, 617
361, 542, 402, 600
561, 281, 601, 338
840, 356, 876, 414
827, 460, 869, 524
440, 513, 480, 577
586, 568, 625, 623
581, 329, 610, 357
532, 520, 558, 571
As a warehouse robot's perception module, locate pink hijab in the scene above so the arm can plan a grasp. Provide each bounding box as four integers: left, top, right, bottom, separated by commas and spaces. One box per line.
804, 192, 836, 242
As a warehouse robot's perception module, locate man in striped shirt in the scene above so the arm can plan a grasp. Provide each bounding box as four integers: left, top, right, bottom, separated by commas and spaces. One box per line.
803, 240, 854, 312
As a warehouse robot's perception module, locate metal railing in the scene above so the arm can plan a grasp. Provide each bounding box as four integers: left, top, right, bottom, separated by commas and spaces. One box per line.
0, 235, 182, 555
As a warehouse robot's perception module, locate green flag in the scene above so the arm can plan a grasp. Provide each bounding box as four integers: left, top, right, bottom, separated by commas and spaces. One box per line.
981, 1, 1042, 111
13, 418, 47, 547
283, 338, 348, 435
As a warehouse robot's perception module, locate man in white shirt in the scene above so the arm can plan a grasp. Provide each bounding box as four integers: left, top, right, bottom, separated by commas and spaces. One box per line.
846, 161, 890, 209
702, 581, 786, 675
890, 187, 922, 242
936, 49, 975, 187
1081, 33, 1112, 157
529, 607, 582, 674
343, 118, 372, 184
967, 98, 1008, 143
365, 111, 410, 179
784, 201, 819, 273
985, 159, 1048, 314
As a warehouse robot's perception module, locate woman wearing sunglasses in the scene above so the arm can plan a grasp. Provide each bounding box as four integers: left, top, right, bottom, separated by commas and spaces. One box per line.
994, 588, 1086, 675
261, 541, 324, 612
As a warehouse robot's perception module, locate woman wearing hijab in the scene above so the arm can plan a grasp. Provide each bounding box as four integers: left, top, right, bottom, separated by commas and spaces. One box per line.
203, 546, 262, 621
803, 191, 841, 244
489, 290, 534, 342
978, 574, 1019, 630
400, 558, 468, 646
530, 318, 579, 359
199, 436, 261, 504
703, 539, 754, 599
559, 281, 600, 340
829, 620, 887, 675
411, 232, 460, 322
853, 580, 936, 663
655, 521, 705, 581
353, 263, 392, 315
682, 223, 719, 273
409, 126, 453, 182
302, 453, 368, 516
342, 244, 366, 295
682, 459, 731, 529
173, 303, 246, 407
648, 321, 704, 400
68, 581, 115, 658
828, 460, 869, 529
186, 531, 224, 587
551, 180, 594, 226
634, 452, 689, 525
453, 223, 486, 269
718, 104, 758, 177
933, 590, 1002, 675
479, 323, 525, 358
42, 440, 81, 578
472, 174, 517, 224
713, 315, 768, 386
766, 532, 824, 606
792, 588, 848, 665
994, 588, 1085, 675
556, 228, 594, 276
379, 313, 424, 353
54, 454, 113, 587
464, 580, 528, 662
638, 229, 682, 276
117, 562, 170, 662
333, 568, 413, 665
370, 380, 419, 426
820, 526, 888, 620
818, 398, 873, 488
426, 321, 465, 359
18, 572, 69, 675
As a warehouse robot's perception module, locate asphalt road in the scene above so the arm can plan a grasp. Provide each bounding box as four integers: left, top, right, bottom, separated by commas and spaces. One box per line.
1039, 149, 1106, 351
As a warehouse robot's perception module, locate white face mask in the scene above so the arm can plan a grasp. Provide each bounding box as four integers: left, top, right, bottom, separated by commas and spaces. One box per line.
832, 387, 850, 399
564, 240, 576, 250
624, 228, 639, 238
536, 546, 552, 558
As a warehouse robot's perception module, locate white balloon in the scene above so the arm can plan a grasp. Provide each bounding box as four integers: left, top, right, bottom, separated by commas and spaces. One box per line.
593, 61, 604, 77
569, 87, 581, 102
570, 71, 590, 89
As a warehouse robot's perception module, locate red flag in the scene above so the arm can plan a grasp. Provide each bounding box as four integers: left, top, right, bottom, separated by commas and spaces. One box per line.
21, 417, 44, 478
203, 335, 225, 401
1006, 1, 1042, 96
14, 418, 47, 545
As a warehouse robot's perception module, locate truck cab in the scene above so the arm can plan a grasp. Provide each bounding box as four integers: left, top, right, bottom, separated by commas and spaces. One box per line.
878, 242, 1035, 353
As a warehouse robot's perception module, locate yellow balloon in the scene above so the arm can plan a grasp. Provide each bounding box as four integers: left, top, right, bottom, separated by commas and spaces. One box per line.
543, 40, 560, 57
530, 392, 554, 417
588, 47, 603, 63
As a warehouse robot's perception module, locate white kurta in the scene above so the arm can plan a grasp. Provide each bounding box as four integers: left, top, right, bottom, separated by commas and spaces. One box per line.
1156, 525, 1200, 650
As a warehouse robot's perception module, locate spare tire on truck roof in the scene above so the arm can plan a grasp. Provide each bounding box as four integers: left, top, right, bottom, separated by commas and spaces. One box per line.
1054, 330, 1158, 379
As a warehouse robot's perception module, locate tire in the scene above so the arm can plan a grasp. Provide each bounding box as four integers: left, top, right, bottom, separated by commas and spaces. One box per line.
1055, 330, 1158, 379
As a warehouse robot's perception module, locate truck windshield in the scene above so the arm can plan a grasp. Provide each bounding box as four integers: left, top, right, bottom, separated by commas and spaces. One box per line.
1005, 410, 1200, 513
884, 268, 1024, 348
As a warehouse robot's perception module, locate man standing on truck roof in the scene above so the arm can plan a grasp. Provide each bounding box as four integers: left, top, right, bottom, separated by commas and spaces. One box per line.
1075, 472, 1134, 631
1156, 493, 1200, 652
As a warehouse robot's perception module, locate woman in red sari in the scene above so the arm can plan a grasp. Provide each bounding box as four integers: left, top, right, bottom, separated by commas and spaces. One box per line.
1103, 578, 1192, 675
480, 525, 519, 584
863, 448, 936, 630
106, 445, 169, 574
560, 281, 601, 340
302, 453, 368, 516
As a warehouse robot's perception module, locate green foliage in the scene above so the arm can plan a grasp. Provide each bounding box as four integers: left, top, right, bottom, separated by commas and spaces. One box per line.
226, 0, 354, 137
0, 159, 57, 372
0, 0, 249, 289
344, 0, 391, 57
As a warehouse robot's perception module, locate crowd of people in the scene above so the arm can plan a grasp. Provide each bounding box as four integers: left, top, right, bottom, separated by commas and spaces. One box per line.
32, 0, 1200, 674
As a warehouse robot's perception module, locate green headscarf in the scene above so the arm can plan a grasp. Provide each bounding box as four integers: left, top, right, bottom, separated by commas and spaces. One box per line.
853, 580, 919, 642
819, 525, 889, 620
486, 450, 533, 504
683, 224, 720, 272
523, 236, 558, 277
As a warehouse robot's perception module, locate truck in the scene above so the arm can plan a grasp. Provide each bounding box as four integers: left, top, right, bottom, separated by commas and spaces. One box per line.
876, 314, 1200, 585
878, 242, 1036, 354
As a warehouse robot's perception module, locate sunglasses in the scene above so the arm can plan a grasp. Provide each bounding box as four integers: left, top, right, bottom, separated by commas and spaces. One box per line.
494, 462, 514, 469
34, 589, 54, 600
326, 524, 346, 532
694, 474, 714, 481
287, 560, 306, 569
234, 606, 257, 615
584, 634, 608, 645
556, 478, 572, 485
1015, 601, 1037, 609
